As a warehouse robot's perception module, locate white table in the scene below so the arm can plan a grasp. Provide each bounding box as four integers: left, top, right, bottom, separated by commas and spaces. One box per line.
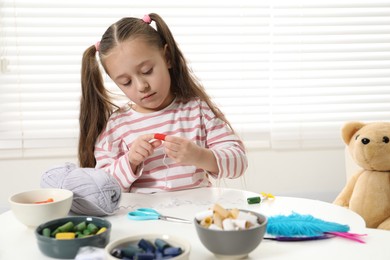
1, 187, 390, 259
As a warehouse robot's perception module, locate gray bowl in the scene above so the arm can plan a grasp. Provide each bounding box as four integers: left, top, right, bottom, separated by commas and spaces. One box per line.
35, 216, 111, 259
194, 209, 267, 259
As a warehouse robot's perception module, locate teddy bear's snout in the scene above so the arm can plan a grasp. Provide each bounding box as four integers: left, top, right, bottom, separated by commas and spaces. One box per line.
361, 138, 370, 145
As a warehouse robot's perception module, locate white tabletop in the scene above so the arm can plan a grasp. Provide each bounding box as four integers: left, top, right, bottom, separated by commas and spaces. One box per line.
1, 187, 390, 259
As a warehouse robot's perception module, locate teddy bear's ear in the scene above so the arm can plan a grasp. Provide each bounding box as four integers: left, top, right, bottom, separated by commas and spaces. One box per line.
341, 121, 365, 145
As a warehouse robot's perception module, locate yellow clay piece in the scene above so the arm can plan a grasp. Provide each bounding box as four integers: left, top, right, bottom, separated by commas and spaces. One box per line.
213, 212, 223, 228
200, 216, 213, 228
55, 232, 76, 240
229, 208, 240, 219
96, 227, 107, 235
213, 203, 230, 219
261, 192, 275, 199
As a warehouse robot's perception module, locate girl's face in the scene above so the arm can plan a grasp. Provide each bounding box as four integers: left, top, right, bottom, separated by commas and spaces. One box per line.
104, 38, 174, 113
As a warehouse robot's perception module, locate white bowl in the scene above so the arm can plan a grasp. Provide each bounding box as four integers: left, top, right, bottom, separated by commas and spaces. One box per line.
105, 234, 190, 260
9, 188, 73, 227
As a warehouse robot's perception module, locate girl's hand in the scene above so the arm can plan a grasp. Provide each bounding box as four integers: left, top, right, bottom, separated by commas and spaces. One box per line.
163, 136, 218, 173
163, 136, 200, 165
128, 134, 162, 171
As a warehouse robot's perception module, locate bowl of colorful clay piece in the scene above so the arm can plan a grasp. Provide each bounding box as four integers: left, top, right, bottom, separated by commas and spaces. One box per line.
9, 188, 73, 227
35, 216, 111, 259
194, 204, 267, 259
105, 234, 191, 260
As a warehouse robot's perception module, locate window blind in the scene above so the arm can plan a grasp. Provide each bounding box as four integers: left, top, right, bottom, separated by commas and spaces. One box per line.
1, 0, 390, 159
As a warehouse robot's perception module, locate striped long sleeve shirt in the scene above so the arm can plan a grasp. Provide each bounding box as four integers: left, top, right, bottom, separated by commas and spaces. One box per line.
94, 98, 248, 193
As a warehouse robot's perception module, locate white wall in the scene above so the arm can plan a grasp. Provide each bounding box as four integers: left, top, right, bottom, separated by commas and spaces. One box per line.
0, 148, 349, 213
1, 157, 77, 213
216, 148, 348, 202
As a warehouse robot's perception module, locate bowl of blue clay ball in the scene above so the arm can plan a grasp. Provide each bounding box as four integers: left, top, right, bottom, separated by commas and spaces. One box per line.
105, 234, 191, 260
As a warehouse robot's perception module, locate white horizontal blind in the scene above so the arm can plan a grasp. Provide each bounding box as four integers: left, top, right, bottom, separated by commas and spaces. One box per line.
268, 1, 390, 149
1, 0, 390, 159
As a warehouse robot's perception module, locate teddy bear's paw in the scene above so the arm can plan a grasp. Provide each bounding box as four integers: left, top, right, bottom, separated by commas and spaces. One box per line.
377, 217, 390, 230
333, 199, 349, 208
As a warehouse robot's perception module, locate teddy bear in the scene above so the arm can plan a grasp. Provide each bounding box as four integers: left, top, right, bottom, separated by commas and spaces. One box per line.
333, 121, 390, 230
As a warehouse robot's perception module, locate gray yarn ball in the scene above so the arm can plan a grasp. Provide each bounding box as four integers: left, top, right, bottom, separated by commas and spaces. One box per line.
40, 163, 121, 216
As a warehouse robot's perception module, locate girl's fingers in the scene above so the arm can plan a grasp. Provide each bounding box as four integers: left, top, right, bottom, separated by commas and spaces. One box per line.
140, 133, 156, 142
138, 141, 154, 156
150, 140, 162, 149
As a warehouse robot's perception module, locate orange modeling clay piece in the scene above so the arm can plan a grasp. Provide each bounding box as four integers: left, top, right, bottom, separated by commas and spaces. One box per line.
154, 133, 166, 141
34, 198, 54, 204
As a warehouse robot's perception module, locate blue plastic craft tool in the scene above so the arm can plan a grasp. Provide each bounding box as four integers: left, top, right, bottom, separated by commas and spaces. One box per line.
264, 234, 333, 241
128, 208, 192, 224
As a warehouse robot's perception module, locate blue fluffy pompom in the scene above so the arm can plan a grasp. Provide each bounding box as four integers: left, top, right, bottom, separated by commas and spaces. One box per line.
267, 212, 350, 237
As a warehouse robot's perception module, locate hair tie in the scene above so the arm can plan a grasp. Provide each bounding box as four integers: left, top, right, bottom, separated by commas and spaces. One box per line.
95, 41, 100, 52
142, 14, 152, 24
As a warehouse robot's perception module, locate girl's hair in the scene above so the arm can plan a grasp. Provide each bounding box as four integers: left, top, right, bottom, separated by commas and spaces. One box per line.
79, 13, 233, 167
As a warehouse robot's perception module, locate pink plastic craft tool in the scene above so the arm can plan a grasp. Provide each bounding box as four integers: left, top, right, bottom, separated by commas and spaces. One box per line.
326, 232, 367, 243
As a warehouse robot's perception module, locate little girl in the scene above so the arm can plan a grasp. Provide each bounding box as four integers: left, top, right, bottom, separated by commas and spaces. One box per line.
79, 13, 248, 192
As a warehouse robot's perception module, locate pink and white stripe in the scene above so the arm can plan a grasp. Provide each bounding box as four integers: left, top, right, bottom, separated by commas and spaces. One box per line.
95, 98, 248, 193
